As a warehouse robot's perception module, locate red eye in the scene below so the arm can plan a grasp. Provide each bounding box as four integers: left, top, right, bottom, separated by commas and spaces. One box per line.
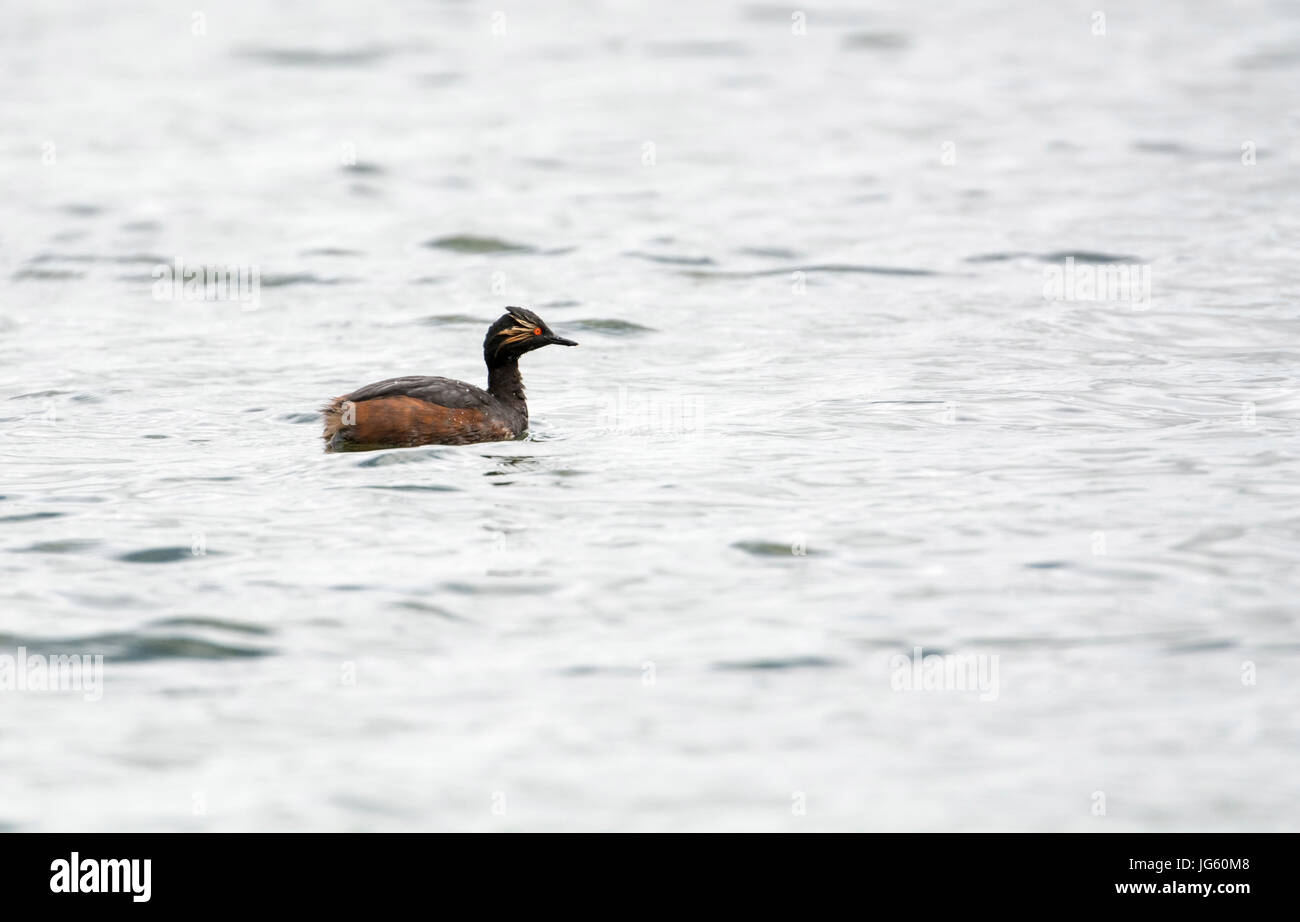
533, 327, 542, 335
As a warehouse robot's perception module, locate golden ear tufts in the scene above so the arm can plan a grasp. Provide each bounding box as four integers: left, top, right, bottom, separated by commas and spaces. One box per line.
494, 325, 536, 354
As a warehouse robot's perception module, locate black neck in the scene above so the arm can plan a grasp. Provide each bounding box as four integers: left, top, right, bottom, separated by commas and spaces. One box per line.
487, 358, 527, 409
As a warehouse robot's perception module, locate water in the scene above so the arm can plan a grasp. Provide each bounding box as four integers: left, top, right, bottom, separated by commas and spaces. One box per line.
2, 0, 1298, 831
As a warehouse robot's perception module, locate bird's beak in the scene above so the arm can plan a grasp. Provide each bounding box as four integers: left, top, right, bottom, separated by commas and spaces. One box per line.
549, 335, 578, 347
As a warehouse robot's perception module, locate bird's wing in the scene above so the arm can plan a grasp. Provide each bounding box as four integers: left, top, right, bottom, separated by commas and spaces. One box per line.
342, 376, 492, 409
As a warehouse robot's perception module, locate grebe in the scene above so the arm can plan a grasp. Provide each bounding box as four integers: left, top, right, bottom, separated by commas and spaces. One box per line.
321, 307, 576, 451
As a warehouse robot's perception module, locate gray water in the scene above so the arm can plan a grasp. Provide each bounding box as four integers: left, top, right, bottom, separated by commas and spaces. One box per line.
2, 0, 1298, 831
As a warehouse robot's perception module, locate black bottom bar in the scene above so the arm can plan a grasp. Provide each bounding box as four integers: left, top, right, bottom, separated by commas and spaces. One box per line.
1, 832, 1284, 908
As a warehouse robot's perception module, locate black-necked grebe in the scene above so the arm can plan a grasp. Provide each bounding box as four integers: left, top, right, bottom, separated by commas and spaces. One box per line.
321, 307, 577, 451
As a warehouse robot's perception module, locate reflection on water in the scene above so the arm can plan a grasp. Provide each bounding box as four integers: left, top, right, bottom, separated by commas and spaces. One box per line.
1, 0, 1298, 831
